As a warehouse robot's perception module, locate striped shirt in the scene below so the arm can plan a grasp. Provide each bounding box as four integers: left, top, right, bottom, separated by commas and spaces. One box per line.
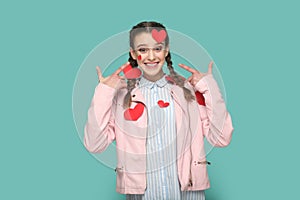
126, 74, 205, 200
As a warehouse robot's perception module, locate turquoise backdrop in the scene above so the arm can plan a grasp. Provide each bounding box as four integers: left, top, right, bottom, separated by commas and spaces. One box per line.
1, 0, 299, 199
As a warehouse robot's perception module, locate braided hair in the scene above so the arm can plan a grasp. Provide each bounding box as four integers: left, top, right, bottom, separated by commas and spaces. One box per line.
124, 21, 195, 108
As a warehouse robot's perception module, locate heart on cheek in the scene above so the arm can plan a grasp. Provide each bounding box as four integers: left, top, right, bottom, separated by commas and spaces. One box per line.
124, 103, 144, 121
151, 29, 167, 43
195, 91, 206, 106
137, 55, 142, 60
157, 100, 169, 108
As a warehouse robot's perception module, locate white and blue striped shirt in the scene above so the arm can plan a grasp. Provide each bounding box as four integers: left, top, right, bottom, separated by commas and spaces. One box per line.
126, 74, 205, 200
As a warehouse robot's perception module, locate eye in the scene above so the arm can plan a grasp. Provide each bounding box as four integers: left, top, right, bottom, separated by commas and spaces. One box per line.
154, 46, 163, 52
137, 48, 147, 54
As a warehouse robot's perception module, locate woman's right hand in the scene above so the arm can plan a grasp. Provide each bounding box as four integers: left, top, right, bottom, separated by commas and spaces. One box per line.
96, 62, 128, 90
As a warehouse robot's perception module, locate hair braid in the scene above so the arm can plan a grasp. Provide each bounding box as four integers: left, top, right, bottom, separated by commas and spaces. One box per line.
123, 53, 138, 108
165, 53, 195, 102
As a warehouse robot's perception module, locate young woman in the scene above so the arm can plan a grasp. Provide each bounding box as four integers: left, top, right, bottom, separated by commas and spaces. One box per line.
84, 21, 234, 200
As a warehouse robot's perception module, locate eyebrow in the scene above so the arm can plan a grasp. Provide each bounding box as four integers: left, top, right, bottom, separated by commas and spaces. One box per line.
136, 42, 165, 48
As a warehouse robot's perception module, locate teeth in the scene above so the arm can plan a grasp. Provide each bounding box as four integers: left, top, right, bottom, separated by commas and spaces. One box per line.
145, 63, 158, 67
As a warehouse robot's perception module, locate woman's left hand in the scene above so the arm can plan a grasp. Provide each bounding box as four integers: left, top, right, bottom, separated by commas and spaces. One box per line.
178, 61, 213, 87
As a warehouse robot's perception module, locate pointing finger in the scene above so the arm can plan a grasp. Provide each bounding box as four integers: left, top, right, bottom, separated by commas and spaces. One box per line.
178, 63, 197, 74
114, 62, 130, 75
208, 61, 213, 74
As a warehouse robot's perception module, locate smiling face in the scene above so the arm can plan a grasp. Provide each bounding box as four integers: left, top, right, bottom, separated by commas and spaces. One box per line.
130, 32, 169, 82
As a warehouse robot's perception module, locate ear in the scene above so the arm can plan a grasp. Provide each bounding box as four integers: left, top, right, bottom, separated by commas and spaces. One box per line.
130, 48, 137, 60
164, 46, 169, 57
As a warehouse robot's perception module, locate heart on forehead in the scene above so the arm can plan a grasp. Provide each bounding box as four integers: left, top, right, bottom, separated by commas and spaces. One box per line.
151, 29, 167, 43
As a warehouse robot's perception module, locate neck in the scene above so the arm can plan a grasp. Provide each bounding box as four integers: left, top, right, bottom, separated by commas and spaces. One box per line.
143, 71, 165, 82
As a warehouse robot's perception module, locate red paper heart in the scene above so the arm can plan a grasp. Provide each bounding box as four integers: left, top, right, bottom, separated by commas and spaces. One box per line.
123, 64, 132, 74
123, 64, 142, 79
124, 103, 144, 121
157, 100, 169, 108
165, 75, 186, 84
165, 75, 175, 84
151, 29, 167, 43
125, 68, 142, 79
195, 91, 206, 106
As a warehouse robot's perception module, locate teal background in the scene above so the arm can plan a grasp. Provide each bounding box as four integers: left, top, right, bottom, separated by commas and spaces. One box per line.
1, 0, 299, 199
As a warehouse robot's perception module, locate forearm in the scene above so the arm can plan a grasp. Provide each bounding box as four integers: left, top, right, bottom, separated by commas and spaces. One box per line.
195, 74, 234, 147
84, 83, 117, 153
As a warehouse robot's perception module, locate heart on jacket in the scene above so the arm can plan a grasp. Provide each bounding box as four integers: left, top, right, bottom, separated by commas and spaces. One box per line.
151, 29, 167, 43
124, 103, 144, 121
195, 91, 206, 106
157, 100, 169, 108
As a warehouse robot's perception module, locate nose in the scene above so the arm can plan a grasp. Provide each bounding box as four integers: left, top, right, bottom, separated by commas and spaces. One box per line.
147, 49, 155, 60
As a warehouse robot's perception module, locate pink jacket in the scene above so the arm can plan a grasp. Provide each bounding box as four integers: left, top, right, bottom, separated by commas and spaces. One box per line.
84, 74, 234, 194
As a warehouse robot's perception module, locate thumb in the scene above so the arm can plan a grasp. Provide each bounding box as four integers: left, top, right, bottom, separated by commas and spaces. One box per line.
96, 66, 103, 80
207, 61, 213, 74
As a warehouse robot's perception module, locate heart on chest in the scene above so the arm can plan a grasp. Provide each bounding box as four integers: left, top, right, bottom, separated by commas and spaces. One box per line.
157, 100, 169, 108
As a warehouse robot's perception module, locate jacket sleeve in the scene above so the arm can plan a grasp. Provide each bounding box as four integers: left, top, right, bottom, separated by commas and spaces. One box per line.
84, 83, 117, 153
194, 74, 234, 147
